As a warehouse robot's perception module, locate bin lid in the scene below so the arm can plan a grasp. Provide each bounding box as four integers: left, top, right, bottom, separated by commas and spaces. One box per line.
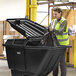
7, 18, 47, 38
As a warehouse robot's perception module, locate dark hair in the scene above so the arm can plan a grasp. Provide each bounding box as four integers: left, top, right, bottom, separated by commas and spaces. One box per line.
53, 8, 62, 15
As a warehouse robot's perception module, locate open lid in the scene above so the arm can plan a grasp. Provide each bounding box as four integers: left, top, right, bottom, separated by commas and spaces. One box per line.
6, 18, 47, 38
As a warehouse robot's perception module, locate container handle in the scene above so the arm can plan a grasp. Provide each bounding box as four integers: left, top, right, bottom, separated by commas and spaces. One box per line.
12, 39, 16, 45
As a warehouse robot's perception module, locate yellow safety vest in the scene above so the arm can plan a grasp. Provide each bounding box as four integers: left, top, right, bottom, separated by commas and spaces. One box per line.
51, 17, 69, 45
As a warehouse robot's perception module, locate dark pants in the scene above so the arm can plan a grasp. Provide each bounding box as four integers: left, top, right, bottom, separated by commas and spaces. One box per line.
53, 51, 66, 76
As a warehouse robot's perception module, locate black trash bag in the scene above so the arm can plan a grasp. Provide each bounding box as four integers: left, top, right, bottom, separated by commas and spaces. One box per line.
40, 31, 60, 46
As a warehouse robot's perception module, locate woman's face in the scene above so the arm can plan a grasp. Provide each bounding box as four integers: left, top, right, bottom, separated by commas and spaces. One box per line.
53, 11, 61, 19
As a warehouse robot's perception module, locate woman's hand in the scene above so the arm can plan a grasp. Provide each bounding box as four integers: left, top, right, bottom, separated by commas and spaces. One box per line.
49, 26, 53, 31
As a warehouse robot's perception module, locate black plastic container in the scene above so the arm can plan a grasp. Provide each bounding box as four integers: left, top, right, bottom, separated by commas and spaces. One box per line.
4, 39, 69, 76
3, 18, 71, 76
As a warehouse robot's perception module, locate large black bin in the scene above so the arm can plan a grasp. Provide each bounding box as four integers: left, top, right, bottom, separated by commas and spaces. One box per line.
3, 18, 71, 76
4, 39, 68, 76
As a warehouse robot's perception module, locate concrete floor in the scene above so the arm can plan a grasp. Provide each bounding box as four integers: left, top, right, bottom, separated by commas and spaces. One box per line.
0, 60, 76, 76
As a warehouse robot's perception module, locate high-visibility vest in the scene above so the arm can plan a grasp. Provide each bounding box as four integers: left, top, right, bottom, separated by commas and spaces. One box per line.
51, 17, 69, 45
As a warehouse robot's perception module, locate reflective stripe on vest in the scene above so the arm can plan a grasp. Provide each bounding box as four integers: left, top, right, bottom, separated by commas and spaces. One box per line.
51, 17, 69, 45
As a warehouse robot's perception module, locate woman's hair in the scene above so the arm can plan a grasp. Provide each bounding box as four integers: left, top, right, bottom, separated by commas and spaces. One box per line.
53, 8, 62, 15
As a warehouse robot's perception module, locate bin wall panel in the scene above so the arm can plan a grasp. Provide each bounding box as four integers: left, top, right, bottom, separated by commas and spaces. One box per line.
6, 47, 25, 71
25, 49, 47, 73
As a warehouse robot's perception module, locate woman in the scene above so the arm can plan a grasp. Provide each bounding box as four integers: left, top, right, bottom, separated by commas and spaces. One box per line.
49, 8, 69, 76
